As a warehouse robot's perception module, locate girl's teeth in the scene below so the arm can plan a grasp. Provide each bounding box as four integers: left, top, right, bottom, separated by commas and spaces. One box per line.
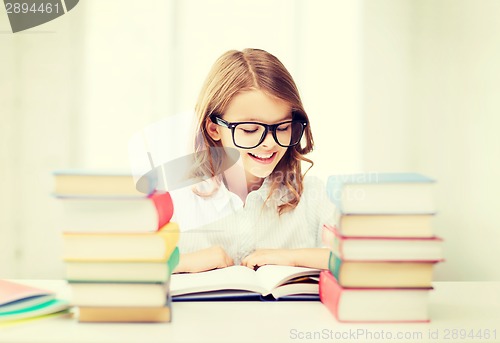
251, 153, 273, 159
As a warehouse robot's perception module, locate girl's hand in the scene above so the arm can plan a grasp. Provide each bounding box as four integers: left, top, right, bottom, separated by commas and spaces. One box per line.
241, 249, 296, 269
174, 246, 234, 273
241, 248, 330, 270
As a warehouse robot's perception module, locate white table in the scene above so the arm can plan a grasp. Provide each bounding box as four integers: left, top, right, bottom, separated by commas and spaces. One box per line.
1, 281, 499, 343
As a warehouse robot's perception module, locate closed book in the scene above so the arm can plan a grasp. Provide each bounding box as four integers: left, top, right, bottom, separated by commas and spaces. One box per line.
328, 252, 437, 288
327, 173, 435, 214
322, 225, 443, 261
336, 213, 434, 238
53, 170, 155, 197
0, 280, 70, 322
65, 247, 180, 282
77, 305, 171, 323
70, 283, 169, 307
0, 299, 70, 322
59, 192, 173, 233
62, 222, 179, 262
0, 280, 53, 309
319, 271, 431, 323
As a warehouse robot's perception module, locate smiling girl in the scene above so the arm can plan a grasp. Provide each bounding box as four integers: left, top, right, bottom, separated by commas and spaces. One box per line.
172, 48, 336, 273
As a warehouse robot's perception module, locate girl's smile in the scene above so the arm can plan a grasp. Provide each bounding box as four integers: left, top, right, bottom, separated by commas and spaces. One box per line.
248, 151, 277, 164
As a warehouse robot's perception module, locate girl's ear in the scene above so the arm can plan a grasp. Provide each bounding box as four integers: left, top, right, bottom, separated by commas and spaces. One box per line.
205, 118, 221, 141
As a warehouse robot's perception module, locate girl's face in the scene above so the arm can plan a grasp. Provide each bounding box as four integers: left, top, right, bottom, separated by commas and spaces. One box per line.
207, 89, 291, 188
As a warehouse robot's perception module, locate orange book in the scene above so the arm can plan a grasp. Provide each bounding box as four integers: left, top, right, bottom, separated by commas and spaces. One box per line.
78, 306, 171, 323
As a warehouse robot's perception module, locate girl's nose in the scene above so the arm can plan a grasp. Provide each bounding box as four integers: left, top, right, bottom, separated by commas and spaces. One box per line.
260, 130, 276, 148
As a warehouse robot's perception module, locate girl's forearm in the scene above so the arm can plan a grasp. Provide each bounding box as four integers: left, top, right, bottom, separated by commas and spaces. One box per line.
173, 246, 234, 273
241, 248, 331, 269
290, 248, 330, 269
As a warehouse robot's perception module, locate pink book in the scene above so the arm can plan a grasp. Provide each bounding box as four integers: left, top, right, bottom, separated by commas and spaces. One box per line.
319, 271, 432, 323
0, 280, 54, 308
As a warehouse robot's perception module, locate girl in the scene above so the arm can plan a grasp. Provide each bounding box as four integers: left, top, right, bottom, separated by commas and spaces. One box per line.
172, 48, 336, 273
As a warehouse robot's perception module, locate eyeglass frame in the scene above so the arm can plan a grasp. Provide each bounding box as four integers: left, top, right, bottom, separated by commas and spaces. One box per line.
209, 114, 308, 149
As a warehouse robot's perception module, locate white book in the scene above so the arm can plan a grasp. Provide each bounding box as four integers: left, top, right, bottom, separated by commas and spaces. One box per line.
58, 192, 173, 233
327, 173, 436, 214
70, 283, 168, 307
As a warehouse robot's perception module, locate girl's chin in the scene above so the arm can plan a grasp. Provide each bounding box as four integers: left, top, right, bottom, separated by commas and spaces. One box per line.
244, 165, 274, 180
243, 153, 283, 179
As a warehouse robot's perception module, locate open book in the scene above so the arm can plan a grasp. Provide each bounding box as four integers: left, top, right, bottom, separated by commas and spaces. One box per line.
170, 265, 320, 301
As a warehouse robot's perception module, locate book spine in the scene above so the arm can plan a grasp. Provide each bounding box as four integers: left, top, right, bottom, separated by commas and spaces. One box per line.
326, 176, 344, 210
319, 271, 342, 321
321, 225, 336, 248
167, 247, 180, 273
322, 225, 344, 258
328, 251, 342, 282
150, 192, 174, 229
157, 222, 180, 260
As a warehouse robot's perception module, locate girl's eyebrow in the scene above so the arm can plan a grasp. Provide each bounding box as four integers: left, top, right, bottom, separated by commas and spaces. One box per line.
239, 115, 293, 124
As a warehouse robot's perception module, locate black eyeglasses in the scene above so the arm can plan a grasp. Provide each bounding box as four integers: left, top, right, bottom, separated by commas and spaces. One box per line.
209, 114, 307, 149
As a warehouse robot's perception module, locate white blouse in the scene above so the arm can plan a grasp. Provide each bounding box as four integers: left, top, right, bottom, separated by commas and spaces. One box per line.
170, 175, 337, 265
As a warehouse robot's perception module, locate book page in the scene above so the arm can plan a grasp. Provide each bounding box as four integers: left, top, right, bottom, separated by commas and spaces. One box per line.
270, 283, 319, 299
254, 265, 320, 296
170, 266, 266, 296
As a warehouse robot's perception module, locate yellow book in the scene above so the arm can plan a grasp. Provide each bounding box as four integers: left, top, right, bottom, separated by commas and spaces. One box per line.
62, 222, 179, 262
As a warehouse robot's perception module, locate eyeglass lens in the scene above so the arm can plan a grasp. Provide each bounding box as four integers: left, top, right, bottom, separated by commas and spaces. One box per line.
233, 122, 304, 148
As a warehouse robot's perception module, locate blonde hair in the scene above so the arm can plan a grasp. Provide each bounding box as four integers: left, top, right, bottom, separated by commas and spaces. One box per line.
191, 48, 314, 214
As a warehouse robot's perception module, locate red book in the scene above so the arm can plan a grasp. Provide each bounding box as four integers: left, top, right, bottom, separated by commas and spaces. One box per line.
319, 271, 431, 323
60, 192, 174, 233
322, 224, 443, 261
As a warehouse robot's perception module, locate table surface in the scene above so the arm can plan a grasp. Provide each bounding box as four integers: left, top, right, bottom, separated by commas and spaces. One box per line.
1, 281, 500, 343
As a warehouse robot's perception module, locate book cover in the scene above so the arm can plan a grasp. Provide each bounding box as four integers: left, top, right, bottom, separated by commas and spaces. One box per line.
59, 192, 173, 233
322, 225, 443, 261
70, 282, 169, 307
319, 271, 431, 323
326, 173, 436, 214
77, 304, 171, 323
336, 213, 435, 238
0, 281, 70, 323
328, 251, 437, 288
53, 169, 156, 197
0, 280, 54, 310
65, 247, 180, 282
62, 222, 180, 262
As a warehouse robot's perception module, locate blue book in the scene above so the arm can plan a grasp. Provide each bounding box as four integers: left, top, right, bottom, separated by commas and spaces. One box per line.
326, 173, 435, 214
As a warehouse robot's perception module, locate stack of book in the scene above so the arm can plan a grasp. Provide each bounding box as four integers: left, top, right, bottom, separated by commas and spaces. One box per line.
320, 173, 443, 323
53, 170, 180, 323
